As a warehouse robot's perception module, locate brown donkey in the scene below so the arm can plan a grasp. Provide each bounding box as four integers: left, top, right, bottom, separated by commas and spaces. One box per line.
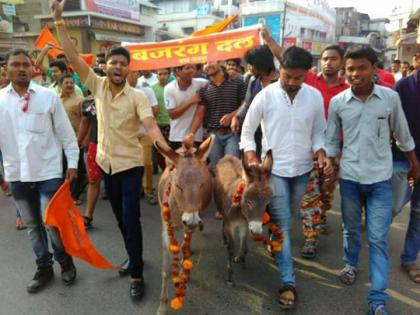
214, 151, 273, 285
155, 135, 214, 315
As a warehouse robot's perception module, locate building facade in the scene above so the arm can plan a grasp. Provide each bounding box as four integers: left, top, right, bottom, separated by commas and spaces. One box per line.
2, 0, 158, 54
240, 0, 336, 63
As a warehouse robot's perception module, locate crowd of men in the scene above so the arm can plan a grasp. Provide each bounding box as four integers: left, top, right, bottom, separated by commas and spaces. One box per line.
0, 1, 419, 314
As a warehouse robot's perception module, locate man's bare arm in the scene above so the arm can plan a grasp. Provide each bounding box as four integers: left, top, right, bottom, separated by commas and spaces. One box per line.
51, 0, 90, 82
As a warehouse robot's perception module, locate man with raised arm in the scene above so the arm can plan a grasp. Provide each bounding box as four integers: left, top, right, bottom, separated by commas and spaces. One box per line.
51, 0, 169, 301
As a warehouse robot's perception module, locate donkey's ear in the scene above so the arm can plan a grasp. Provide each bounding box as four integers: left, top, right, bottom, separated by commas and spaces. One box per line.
262, 150, 273, 175
196, 135, 214, 161
154, 140, 179, 165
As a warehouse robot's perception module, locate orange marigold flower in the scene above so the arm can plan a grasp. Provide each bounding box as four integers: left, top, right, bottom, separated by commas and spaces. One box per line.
271, 240, 282, 252
262, 212, 271, 224
182, 259, 193, 270
169, 244, 180, 254
170, 297, 183, 310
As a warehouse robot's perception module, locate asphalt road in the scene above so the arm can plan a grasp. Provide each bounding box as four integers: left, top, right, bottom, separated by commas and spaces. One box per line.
0, 177, 418, 315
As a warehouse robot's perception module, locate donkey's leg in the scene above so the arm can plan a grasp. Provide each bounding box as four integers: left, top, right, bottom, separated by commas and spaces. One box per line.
157, 227, 171, 315
224, 223, 235, 286
237, 225, 248, 269
235, 221, 248, 264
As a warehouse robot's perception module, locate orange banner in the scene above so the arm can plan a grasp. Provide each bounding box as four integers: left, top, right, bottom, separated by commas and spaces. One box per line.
44, 181, 117, 270
34, 26, 96, 67
125, 26, 261, 71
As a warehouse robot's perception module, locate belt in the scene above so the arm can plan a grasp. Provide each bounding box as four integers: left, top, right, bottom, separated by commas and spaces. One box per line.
208, 127, 231, 135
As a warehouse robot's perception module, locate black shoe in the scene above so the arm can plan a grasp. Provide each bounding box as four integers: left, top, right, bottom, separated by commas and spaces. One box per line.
118, 259, 130, 277
60, 258, 77, 285
27, 266, 54, 293
130, 279, 145, 300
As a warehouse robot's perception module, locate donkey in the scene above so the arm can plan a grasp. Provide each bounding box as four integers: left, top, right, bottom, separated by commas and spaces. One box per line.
214, 151, 273, 285
155, 134, 214, 315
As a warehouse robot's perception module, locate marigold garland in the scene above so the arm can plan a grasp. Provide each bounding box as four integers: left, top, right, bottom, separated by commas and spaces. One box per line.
162, 181, 194, 311
231, 181, 284, 253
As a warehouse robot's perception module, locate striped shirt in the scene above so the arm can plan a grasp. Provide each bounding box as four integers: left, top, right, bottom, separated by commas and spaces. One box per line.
199, 77, 246, 129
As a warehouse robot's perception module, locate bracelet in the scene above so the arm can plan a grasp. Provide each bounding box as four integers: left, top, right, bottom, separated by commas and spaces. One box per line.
54, 20, 65, 27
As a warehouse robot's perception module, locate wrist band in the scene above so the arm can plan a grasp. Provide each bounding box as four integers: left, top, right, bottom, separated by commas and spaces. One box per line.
54, 20, 65, 27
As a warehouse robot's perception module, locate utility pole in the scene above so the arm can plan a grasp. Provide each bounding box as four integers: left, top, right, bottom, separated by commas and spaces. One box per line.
281, 0, 288, 47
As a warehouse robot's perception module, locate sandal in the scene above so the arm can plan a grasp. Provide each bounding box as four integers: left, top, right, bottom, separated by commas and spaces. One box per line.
402, 264, 420, 284
15, 217, 27, 230
339, 265, 357, 285
278, 285, 297, 310
301, 241, 317, 259
82, 215, 93, 228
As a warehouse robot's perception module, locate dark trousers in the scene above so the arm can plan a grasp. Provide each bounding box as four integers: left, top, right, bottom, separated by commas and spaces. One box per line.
102, 167, 144, 279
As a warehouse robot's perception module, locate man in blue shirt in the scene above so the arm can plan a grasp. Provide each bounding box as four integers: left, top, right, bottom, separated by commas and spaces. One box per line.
326, 45, 419, 315
391, 69, 420, 284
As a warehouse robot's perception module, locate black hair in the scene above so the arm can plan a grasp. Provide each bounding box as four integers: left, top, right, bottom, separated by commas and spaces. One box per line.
244, 45, 275, 74
5, 48, 31, 64
403, 61, 410, 66
56, 53, 67, 60
96, 52, 105, 58
49, 60, 68, 73
59, 74, 74, 84
105, 46, 131, 64
344, 45, 378, 65
392, 59, 401, 64
409, 66, 415, 71
321, 45, 344, 59
226, 58, 241, 66
174, 64, 197, 72
280, 46, 313, 70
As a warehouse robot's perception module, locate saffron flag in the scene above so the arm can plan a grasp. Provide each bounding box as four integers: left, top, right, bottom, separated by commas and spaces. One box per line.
125, 25, 261, 71
34, 26, 96, 67
44, 181, 116, 270
191, 14, 238, 36
34, 26, 62, 58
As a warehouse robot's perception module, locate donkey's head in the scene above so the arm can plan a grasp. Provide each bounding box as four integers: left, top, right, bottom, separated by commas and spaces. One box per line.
156, 134, 214, 230
240, 150, 273, 235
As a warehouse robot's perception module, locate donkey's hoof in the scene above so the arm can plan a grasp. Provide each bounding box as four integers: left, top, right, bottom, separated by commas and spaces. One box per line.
226, 280, 235, 287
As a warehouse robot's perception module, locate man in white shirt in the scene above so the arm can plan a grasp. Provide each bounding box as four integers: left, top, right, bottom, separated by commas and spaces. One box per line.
136, 70, 158, 87
391, 59, 402, 82
240, 46, 332, 309
164, 64, 207, 150
0, 48, 79, 293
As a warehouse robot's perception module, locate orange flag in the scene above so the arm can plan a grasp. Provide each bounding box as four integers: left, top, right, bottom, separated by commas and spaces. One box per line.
45, 181, 117, 269
34, 26, 62, 58
192, 14, 238, 36
34, 26, 96, 67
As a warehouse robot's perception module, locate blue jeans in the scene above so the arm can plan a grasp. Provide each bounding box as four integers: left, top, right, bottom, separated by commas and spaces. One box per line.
340, 178, 392, 307
10, 178, 70, 268
269, 172, 310, 286
391, 161, 420, 265
102, 167, 144, 279
208, 131, 240, 171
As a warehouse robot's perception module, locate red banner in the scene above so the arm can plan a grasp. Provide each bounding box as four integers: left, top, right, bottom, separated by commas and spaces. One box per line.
282, 37, 296, 49
125, 26, 261, 71
45, 181, 117, 270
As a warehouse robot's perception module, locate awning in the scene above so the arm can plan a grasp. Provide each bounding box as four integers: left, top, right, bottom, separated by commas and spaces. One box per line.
93, 32, 143, 43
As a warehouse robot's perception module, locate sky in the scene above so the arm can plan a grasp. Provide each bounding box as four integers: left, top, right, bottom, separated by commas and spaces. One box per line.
326, 0, 419, 19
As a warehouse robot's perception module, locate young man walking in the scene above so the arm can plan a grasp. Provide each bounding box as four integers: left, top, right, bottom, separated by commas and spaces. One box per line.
299, 45, 349, 258
326, 45, 419, 315
241, 46, 332, 309
52, 0, 169, 300
391, 68, 420, 284
0, 48, 79, 293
